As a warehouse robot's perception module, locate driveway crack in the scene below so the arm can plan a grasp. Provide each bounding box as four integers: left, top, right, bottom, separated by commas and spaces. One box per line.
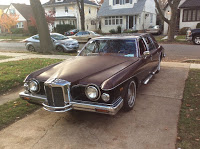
31, 116, 64, 149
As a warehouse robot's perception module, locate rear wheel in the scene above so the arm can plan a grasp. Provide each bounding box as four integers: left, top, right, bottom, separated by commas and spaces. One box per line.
193, 36, 200, 45
27, 45, 35, 52
56, 46, 64, 52
123, 80, 137, 111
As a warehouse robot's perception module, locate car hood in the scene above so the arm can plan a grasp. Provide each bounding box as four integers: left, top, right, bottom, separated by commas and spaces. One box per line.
34, 56, 139, 86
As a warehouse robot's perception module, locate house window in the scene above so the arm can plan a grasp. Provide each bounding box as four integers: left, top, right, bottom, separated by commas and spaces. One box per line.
16, 22, 23, 28
53, 7, 56, 13
125, 0, 129, 3
9, 9, 15, 14
89, 7, 91, 14
91, 20, 95, 25
105, 16, 123, 25
183, 9, 200, 22
116, 0, 120, 4
65, 6, 68, 13
150, 14, 153, 23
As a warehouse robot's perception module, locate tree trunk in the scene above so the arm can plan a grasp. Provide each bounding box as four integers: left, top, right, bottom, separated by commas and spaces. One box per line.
76, 0, 85, 31
30, 0, 54, 54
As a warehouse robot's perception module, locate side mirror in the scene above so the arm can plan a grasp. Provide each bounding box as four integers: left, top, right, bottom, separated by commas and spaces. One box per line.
143, 51, 150, 59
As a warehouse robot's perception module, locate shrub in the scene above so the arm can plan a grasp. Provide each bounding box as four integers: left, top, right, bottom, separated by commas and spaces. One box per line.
123, 29, 138, 33
10, 28, 24, 34
196, 23, 200, 29
179, 27, 190, 35
117, 26, 121, 33
109, 29, 117, 34
28, 26, 38, 35
56, 24, 75, 34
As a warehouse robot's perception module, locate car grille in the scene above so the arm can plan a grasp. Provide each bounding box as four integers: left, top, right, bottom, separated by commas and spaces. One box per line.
44, 79, 71, 107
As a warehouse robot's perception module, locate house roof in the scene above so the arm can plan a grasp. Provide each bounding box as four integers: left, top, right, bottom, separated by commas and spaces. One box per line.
0, 5, 9, 10
11, 3, 33, 20
43, 0, 98, 6
97, 0, 147, 17
179, 0, 200, 8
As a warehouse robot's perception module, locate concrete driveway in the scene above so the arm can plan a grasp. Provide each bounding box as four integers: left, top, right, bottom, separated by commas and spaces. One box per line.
0, 63, 190, 149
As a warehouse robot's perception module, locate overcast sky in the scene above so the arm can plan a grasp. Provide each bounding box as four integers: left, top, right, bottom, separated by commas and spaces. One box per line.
0, 0, 49, 5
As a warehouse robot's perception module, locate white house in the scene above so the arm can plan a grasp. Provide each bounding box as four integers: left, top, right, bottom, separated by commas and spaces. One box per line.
4, 3, 34, 31
97, 0, 157, 33
163, 0, 200, 35
43, 0, 99, 31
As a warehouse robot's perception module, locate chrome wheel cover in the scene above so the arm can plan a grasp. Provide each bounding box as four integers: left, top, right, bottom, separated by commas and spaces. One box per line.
127, 81, 136, 108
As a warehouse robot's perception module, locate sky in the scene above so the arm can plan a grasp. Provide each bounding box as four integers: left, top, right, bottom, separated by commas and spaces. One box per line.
0, 0, 49, 5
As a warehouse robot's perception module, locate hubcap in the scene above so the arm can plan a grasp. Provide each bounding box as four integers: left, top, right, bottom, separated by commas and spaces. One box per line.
127, 81, 136, 107
28, 46, 35, 52
195, 37, 200, 44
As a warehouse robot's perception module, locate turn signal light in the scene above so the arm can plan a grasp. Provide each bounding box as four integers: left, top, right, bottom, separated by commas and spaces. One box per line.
95, 108, 109, 113
23, 97, 30, 100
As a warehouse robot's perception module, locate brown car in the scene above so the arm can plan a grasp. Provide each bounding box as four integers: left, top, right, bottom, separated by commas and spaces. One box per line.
19, 33, 165, 115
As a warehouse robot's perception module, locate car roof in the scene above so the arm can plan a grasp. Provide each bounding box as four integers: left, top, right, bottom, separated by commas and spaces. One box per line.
93, 33, 149, 40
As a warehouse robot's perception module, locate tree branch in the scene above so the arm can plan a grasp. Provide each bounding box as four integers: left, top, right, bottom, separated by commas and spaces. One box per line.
154, 0, 170, 24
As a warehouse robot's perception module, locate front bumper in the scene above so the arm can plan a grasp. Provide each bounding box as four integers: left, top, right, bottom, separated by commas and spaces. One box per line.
19, 92, 123, 115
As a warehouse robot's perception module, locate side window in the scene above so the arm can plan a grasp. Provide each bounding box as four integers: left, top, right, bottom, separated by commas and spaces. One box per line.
32, 35, 39, 40
149, 34, 159, 48
143, 36, 155, 51
82, 31, 90, 35
139, 39, 147, 56
76, 32, 82, 36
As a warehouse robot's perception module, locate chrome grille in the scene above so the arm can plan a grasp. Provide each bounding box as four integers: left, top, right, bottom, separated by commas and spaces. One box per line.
44, 79, 71, 107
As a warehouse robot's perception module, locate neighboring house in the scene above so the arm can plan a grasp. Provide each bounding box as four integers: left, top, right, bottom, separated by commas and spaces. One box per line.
0, 5, 9, 33
97, 0, 156, 33
163, 0, 200, 35
43, 0, 99, 31
4, 3, 34, 31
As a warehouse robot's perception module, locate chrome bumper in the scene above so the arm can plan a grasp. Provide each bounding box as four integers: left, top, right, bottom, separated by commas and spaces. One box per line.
19, 92, 123, 115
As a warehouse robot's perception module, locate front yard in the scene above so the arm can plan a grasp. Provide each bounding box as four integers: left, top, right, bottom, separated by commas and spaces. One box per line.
176, 69, 200, 149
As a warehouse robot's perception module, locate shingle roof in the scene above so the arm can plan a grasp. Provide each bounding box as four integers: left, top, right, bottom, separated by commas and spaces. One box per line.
11, 3, 33, 20
43, 0, 98, 6
179, 0, 200, 8
0, 5, 9, 10
97, 0, 147, 17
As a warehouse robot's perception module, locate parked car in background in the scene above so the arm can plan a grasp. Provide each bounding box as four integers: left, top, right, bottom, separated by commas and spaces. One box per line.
64, 29, 79, 36
186, 28, 200, 45
146, 25, 162, 35
20, 33, 165, 115
24, 33, 79, 52
69, 31, 101, 42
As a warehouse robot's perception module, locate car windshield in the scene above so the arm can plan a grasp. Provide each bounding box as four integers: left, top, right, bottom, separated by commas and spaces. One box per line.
51, 34, 69, 40
79, 39, 137, 57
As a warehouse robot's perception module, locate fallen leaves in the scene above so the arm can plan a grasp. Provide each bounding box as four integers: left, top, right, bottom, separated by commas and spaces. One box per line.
186, 103, 191, 107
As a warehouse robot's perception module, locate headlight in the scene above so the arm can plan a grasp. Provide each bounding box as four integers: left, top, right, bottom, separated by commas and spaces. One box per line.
29, 80, 39, 93
101, 93, 110, 102
85, 86, 100, 101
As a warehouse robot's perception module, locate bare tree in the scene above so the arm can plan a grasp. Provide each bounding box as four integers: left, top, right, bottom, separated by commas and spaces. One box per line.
30, 0, 54, 53
76, 0, 85, 31
154, 0, 181, 41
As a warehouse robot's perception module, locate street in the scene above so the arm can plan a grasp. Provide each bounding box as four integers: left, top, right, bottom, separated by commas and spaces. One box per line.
0, 41, 199, 61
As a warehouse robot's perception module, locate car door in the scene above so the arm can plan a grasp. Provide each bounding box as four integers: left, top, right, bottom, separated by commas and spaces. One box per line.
143, 35, 159, 72
73, 32, 83, 42
136, 38, 153, 81
81, 31, 90, 42
32, 35, 40, 50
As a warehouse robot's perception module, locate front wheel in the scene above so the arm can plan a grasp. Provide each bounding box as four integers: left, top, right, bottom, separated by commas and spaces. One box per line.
27, 45, 35, 52
56, 46, 64, 52
193, 36, 200, 45
123, 80, 137, 111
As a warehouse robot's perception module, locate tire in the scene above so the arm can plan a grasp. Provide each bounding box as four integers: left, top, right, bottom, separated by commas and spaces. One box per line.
155, 54, 161, 74
27, 45, 35, 52
193, 36, 200, 45
123, 80, 137, 111
56, 46, 64, 52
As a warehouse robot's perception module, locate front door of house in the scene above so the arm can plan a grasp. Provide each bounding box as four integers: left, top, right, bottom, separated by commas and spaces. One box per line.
129, 16, 133, 29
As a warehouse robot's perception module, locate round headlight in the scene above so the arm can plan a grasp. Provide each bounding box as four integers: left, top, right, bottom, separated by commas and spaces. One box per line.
85, 86, 99, 101
29, 80, 39, 93
101, 93, 110, 102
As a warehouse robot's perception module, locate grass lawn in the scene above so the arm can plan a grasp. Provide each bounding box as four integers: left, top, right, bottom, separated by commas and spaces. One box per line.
0, 55, 13, 60
176, 69, 200, 149
0, 58, 63, 94
154, 35, 188, 44
0, 98, 40, 130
